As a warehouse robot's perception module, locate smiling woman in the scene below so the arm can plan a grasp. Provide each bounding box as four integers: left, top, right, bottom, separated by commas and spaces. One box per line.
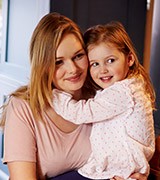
53, 34, 88, 99
0, 12, 94, 179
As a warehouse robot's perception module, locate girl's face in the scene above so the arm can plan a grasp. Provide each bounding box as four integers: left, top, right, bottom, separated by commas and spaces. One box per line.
53, 34, 88, 98
88, 43, 134, 89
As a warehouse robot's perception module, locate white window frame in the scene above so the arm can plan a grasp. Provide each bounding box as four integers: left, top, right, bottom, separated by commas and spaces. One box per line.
0, 0, 50, 84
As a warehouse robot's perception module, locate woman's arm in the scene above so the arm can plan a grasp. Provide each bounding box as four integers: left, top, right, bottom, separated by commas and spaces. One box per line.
8, 161, 36, 180
3, 97, 37, 179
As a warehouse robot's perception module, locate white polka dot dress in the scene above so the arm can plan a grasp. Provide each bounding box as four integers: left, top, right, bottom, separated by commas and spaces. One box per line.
52, 77, 155, 179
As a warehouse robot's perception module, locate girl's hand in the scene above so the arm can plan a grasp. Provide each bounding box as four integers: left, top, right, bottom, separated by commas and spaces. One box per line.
110, 173, 148, 180
110, 176, 124, 180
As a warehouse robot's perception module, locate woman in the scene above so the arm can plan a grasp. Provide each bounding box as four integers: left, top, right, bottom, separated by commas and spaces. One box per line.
0, 12, 148, 180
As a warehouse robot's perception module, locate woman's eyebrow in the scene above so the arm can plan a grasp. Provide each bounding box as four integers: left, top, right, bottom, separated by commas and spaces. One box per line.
74, 49, 84, 54
56, 56, 63, 60
56, 49, 85, 60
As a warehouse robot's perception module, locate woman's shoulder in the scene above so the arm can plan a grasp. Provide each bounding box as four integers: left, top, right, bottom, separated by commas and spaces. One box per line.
8, 96, 29, 109
7, 96, 33, 119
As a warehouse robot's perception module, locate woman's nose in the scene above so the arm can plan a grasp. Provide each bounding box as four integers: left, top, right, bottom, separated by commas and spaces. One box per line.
67, 61, 77, 73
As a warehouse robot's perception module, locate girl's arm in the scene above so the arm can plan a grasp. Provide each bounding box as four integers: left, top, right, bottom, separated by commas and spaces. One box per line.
8, 161, 36, 180
52, 80, 134, 124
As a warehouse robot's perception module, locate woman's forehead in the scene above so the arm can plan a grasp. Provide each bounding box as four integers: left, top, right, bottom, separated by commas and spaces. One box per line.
56, 34, 83, 58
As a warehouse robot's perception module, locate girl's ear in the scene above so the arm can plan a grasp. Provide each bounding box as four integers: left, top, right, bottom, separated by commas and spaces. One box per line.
127, 53, 135, 67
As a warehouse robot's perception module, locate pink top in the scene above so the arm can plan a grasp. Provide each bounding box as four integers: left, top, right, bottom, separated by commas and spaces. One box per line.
3, 97, 92, 179
52, 77, 155, 179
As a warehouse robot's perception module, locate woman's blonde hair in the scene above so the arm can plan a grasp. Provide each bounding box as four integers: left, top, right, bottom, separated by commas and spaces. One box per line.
0, 12, 87, 124
84, 21, 155, 109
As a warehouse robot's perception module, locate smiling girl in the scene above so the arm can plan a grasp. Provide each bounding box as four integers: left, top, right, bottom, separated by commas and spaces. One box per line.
52, 22, 156, 180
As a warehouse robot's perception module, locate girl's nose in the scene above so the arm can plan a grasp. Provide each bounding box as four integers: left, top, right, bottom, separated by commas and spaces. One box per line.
100, 65, 108, 73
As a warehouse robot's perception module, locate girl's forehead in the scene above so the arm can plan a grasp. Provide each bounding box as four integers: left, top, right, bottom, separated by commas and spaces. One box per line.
88, 42, 116, 52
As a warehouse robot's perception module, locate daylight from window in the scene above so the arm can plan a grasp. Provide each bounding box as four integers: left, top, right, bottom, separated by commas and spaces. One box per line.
0, 0, 2, 61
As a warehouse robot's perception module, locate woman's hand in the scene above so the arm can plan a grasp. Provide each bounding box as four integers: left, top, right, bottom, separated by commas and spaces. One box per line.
110, 172, 148, 180
130, 172, 148, 180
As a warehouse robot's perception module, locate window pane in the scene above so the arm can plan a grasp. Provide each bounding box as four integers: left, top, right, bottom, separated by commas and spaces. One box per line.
0, 0, 2, 61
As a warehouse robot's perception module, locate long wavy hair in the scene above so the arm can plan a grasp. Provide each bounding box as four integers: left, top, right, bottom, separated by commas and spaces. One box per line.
0, 12, 95, 125
84, 21, 155, 109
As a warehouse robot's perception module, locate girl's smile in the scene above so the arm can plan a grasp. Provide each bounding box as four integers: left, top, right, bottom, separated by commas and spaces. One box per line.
88, 42, 134, 89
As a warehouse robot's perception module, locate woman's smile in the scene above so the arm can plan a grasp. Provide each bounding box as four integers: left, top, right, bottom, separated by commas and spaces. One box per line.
53, 34, 88, 96
65, 73, 82, 83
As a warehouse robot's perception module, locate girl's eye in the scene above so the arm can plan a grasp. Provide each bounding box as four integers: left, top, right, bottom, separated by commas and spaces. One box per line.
107, 58, 115, 63
91, 62, 99, 67
55, 60, 63, 66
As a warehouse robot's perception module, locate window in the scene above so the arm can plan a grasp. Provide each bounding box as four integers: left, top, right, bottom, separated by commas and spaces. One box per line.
0, 0, 2, 59
0, 1, 50, 178
0, 0, 8, 63
0, 0, 50, 83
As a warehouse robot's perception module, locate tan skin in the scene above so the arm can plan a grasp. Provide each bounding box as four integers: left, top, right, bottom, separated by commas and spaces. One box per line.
7, 34, 147, 180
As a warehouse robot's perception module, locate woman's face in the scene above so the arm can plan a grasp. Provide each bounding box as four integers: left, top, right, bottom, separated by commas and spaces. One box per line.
53, 34, 88, 97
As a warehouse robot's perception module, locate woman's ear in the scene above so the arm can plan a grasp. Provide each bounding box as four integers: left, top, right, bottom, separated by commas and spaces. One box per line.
127, 53, 135, 67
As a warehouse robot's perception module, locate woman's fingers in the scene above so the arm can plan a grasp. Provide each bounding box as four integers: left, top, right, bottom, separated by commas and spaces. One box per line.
111, 173, 147, 180
130, 172, 148, 180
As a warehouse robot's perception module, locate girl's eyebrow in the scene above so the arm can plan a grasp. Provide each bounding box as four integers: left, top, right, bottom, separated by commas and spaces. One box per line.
89, 59, 97, 63
89, 55, 114, 62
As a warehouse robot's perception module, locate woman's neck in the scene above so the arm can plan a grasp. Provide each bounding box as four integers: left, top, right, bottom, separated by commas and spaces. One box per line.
72, 90, 82, 100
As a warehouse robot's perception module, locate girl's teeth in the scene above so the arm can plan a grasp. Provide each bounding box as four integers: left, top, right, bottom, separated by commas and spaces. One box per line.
101, 77, 110, 80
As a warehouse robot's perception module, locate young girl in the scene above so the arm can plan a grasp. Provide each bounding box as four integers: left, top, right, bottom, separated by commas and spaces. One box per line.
52, 22, 155, 179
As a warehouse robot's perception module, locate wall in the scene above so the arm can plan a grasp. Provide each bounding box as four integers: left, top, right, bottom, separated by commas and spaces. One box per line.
150, 0, 160, 135
50, 0, 147, 64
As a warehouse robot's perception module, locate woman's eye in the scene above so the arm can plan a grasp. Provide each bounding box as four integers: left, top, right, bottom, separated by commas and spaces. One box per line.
55, 60, 63, 66
107, 58, 115, 63
73, 53, 85, 61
